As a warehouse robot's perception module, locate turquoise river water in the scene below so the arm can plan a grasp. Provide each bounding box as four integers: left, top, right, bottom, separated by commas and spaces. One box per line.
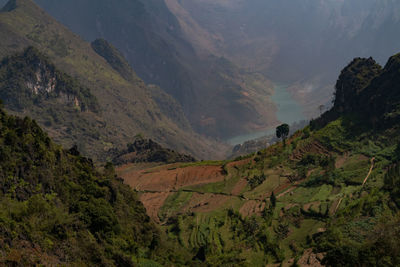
227, 83, 306, 145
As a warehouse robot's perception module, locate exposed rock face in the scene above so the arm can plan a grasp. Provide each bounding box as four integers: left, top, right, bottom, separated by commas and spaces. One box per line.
312, 53, 400, 129
360, 53, 400, 126
0, 47, 99, 112
333, 57, 382, 113
26, 69, 56, 95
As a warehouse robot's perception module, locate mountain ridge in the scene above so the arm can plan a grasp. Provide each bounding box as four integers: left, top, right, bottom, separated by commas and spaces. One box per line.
31, 0, 279, 140
0, 0, 228, 160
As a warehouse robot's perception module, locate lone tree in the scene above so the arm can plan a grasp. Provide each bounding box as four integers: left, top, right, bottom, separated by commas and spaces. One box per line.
276, 123, 290, 144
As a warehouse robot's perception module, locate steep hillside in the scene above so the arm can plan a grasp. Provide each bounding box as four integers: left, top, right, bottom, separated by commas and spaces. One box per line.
31, 0, 278, 140
0, 0, 227, 160
117, 53, 400, 265
90, 38, 194, 132
0, 106, 192, 266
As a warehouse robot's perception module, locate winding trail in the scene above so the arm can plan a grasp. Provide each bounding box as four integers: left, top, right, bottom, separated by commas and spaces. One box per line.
334, 198, 343, 214
334, 157, 375, 214
362, 157, 375, 186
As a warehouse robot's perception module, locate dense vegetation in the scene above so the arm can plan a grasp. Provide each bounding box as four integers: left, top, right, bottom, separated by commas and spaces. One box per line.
0, 104, 190, 266
112, 136, 196, 165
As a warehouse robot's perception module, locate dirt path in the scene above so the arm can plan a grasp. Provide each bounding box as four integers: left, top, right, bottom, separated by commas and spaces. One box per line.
332, 157, 375, 215
334, 198, 343, 214
362, 157, 375, 186
276, 185, 297, 198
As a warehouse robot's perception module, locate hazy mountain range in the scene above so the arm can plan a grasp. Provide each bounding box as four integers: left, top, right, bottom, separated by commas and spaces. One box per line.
29, 0, 278, 139
164, 0, 400, 115
0, 0, 228, 160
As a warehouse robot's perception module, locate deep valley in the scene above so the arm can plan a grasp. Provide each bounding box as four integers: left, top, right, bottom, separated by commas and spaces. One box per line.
1, 0, 400, 266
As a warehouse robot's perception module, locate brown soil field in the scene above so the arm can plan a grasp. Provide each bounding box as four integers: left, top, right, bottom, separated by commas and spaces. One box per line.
231, 178, 248, 195
117, 163, 233, 220
139, 192, 171, 222
239, 200, 265, 217
118, 164, 226, 191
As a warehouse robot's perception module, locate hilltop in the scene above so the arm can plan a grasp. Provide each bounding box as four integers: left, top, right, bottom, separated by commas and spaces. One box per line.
112, 137, 196, 165
117, 53, 400, 265
0, 0, 228, 160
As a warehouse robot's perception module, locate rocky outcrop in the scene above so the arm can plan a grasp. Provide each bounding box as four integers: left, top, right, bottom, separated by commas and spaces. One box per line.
312, 53, 400, 129
0, 47, 99, 112
113, 137, 196, 165
333, 57, 382, 113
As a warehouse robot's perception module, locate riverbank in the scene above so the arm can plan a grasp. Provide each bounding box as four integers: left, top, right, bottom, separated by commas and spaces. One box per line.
226, 83, 306, 145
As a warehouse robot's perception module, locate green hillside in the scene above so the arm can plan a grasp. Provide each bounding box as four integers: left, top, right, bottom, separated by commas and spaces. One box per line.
117, 53, 400, 266
0, 0, 227, 161
0, 104, 194, 266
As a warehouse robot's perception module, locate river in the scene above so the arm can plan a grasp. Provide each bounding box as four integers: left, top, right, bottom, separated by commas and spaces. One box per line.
226, 83, 306, 145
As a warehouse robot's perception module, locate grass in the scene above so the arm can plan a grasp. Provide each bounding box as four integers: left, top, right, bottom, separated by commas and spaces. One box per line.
183, 173, 241, 195
159, 190, 193, 220
281, 219, 325, 258
179, 160, 229, 168
310, 184, 333, 202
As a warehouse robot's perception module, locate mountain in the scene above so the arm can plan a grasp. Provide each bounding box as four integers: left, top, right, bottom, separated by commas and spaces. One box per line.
30, 0, 279, 140
313, 52, 400, 130
116, 52, 400, 265
0, 105, 193, 266
0, 0, 227, 160
163, 0, 400, 117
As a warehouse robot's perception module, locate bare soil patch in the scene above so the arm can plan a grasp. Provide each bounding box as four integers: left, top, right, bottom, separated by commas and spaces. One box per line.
335, 152, 350, 168
231, 178, 248, 195
297, 248, 324, 267
239, 200, 265, 217
118, 164, 226, 192
139, 192, 170, 222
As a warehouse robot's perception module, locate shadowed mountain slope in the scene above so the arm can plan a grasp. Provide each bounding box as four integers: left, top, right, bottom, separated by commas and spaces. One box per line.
0, 0, 227, 160
31, 0, 278, 140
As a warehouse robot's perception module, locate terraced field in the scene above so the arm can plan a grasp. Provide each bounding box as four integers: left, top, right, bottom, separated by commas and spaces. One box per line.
116, 118, 390, 265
